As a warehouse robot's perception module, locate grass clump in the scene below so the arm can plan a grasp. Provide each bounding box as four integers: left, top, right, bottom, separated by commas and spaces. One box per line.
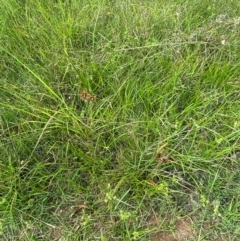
1, 0, 240, 240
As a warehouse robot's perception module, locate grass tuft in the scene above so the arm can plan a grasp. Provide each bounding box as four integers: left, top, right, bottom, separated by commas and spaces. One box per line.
1, 0, 240, 240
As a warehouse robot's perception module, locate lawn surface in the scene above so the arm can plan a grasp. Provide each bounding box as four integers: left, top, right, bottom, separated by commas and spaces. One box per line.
1, 0, 240, 240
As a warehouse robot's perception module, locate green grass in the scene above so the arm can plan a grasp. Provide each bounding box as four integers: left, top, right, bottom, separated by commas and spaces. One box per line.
1, 0, 240, 240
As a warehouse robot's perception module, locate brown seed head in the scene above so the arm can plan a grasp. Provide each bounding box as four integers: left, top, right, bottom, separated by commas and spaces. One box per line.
80, 90, 90, 101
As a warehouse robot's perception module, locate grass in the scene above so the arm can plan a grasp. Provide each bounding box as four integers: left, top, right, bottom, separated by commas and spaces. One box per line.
0, 0, 240, 240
